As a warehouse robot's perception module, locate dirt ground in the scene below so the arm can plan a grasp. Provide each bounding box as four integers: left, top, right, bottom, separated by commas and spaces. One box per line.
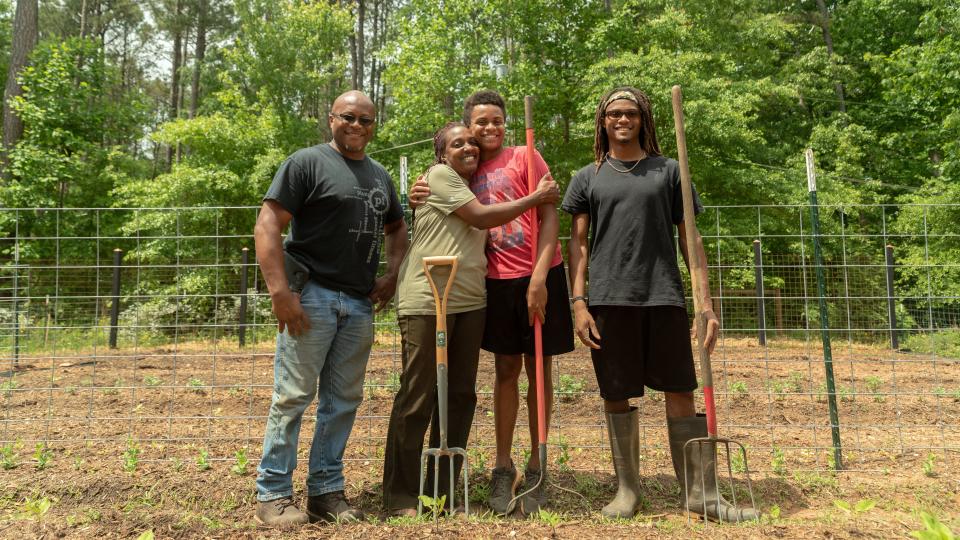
1, 336, 958, 538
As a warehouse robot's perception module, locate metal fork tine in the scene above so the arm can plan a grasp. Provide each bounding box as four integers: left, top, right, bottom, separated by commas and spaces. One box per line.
724, 441, 737, 511
683, 436, 757, 524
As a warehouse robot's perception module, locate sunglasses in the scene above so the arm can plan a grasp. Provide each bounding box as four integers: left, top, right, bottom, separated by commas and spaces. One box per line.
333, 113, 376, 127
604, 110, 641, 120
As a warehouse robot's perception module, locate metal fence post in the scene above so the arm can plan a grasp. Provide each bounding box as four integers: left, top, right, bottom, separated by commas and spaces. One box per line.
400, 155, 411, 227
885, 244, 898, 350
753, 239, 766, 345
239, 247, 249, 348
108, 248, 123, 349
806, 149, 843, 471
12, 266, 20, 366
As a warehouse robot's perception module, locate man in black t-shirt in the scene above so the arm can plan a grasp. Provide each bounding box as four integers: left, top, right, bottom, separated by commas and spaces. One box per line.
253, 91, 408, 527
562, 86, 756, 522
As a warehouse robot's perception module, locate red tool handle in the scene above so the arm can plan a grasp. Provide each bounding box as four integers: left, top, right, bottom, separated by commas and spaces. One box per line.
524, 96, 547, 445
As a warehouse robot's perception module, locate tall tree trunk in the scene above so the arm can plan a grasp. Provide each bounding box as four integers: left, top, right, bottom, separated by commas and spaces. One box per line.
815, 0, 846, 115
368, 0, 378, 103
356, 0, 365, 93
190, 0, 207, 118
166, 0, 183, 168
79, 0, 88, 38
349, 36, 357, 89
1, 0, 39, 176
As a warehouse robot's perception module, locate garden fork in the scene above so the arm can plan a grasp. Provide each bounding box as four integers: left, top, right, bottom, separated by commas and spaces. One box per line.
672, 85, 757, 524
417, 255, 470, 518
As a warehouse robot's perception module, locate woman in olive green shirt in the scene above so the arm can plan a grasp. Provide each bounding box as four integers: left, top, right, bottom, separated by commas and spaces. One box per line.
381, 122, 558, 515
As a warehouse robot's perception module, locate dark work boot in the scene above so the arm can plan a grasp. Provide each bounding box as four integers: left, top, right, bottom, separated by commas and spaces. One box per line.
601, 407, 642, 519
667, 414, 759, 523
306, 491, 364, 523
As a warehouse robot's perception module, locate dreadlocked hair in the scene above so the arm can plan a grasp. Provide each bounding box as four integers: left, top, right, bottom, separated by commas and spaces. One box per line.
433, 121, 467, 165
593, 86, 662, 171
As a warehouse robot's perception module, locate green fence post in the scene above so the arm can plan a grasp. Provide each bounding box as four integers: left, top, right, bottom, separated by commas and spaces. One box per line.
805, 149, 843, 471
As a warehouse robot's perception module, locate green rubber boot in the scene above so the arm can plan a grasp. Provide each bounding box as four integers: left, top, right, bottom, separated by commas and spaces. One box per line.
601, 407, 642, 519
667, 414, 759, 523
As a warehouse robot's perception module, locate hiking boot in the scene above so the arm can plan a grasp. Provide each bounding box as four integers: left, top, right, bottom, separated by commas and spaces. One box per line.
487, 463, 522, 515
601, 407, 642, 519
306, 491, 365, 523
255, 496, 309, 528
520, 466, 548, 515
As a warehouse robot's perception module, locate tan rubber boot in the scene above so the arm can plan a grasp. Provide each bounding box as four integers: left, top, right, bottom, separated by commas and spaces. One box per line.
601, 407, 642, 519
667, 414, 759, 523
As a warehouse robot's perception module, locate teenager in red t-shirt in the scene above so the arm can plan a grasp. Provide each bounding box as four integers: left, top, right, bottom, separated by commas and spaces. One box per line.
464, 91, 573, 515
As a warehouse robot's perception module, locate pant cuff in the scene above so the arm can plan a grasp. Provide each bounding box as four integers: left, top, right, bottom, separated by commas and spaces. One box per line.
306, 483, 345, 497
257, 489, 294, 502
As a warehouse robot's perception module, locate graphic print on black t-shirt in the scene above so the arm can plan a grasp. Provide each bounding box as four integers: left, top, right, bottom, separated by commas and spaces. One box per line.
349, 183, 391, 264
263, 143, 402, 297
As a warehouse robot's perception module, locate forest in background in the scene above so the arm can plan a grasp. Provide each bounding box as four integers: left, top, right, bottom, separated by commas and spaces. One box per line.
0, 0, 958, 343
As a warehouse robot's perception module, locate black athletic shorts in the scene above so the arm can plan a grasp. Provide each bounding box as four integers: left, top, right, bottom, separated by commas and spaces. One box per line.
589, 305, 697, 401
481, 264, 575, 357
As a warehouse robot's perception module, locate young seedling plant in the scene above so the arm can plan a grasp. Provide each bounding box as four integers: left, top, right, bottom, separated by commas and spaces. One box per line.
418, 494, 445, 522
32, 443, 52, 470
865, 376, 884, 402
123, 437, 140, 473
196, 449, 211, 471
922, 453, 937, 477
1, 440, 22, 470
230, 448, 248, 476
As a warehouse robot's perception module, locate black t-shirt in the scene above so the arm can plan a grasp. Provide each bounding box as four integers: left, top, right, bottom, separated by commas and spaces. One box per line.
561, 155, 703, 307
264, 143, 403, 297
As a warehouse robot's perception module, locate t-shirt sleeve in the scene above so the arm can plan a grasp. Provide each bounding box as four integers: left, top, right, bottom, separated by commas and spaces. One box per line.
670, 162, 705, 225
426, 165, 476, 216
561, 168, 590, 215
383, 169, 403, 225
264, 156, 309, 216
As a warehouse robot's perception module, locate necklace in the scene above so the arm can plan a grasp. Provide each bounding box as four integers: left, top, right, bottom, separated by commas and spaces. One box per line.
605, 153, 645, 174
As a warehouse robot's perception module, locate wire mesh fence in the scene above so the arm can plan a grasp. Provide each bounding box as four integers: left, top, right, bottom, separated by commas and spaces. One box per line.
0, 204, 957, 475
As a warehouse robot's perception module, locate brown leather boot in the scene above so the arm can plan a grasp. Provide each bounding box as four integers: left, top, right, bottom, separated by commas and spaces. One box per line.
255, 496, 309, 528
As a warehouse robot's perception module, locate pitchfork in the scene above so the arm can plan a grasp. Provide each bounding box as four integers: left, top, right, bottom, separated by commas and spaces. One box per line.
417, 255, 470, 518
671, 85, 757, 524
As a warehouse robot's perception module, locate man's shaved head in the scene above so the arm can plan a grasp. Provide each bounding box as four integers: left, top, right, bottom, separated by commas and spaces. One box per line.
329, 91, 377, 160
332, 90, 376, 113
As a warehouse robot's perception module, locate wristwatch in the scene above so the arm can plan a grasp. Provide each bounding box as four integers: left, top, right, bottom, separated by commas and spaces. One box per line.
571, 295, 588, 305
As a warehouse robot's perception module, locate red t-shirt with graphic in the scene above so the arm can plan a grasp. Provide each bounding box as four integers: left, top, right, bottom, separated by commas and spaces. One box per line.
469, 146, 564, 279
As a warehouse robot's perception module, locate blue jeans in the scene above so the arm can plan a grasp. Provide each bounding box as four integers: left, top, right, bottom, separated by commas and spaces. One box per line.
256, 281, 374, 501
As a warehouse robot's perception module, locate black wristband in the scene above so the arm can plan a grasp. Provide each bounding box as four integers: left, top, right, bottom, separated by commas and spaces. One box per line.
571, 295, 588, 305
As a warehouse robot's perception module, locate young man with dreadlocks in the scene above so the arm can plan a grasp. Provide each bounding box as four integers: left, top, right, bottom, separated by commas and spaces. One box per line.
561, 87, 757, 522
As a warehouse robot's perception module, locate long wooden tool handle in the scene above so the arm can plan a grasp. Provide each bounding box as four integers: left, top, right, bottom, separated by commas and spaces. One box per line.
671, 85, 717, 437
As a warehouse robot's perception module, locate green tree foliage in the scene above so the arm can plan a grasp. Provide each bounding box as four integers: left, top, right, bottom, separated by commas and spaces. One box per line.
0, 0, 957, 338
3, 38, 148, 209
223, 0, 352, 147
